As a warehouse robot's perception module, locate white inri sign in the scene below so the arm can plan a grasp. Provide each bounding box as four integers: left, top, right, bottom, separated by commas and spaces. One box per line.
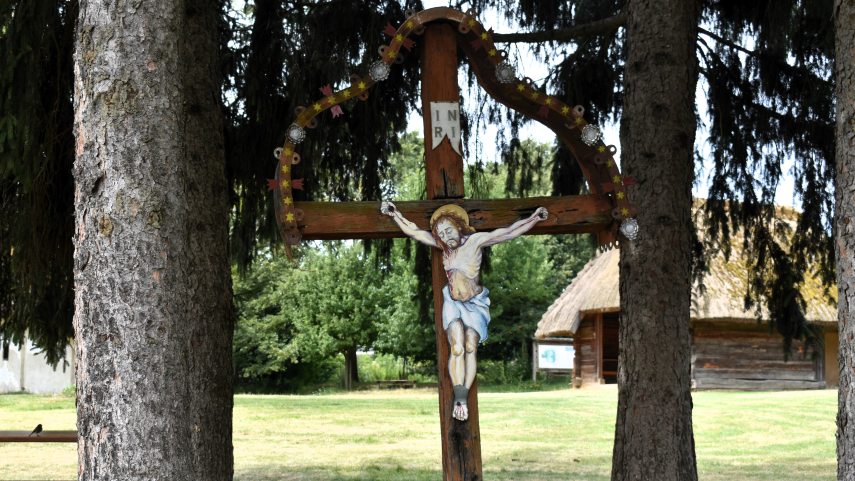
430, 101, 461, 155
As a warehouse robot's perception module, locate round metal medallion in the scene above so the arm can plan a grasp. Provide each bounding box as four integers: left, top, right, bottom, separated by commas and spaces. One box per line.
620, 218, 639, 241
369, 61, 391, 82
286, 123, 306, 144
495, 62, 516, 84
580, 124, 602, 146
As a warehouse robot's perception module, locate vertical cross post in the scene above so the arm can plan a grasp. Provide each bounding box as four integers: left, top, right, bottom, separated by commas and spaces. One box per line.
421, 23, 483, 481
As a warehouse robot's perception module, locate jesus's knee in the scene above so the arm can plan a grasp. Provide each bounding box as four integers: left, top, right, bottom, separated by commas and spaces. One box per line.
464, 338, 478, 354
450, 341, 465, 357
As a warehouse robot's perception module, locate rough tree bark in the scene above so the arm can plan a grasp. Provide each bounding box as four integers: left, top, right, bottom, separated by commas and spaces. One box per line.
836, 0, 855, 478
612, 0, 699, 480
73, 1, 233, 480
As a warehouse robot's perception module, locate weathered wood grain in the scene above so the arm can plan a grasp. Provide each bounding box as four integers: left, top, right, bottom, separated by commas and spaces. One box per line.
0, 430, 77, 443
422, 23, 482, 481
694, 378, 824, 390
294, 195, 614, 240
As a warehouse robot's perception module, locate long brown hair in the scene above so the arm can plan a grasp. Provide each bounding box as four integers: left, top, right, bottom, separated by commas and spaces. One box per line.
431, 213, 475, 251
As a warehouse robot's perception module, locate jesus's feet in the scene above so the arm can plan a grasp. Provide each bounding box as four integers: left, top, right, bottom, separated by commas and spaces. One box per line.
453, 400, 469, 421
452, 384, 469, 422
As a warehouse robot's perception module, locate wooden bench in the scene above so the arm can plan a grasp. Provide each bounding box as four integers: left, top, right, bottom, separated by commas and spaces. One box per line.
0, 430, 77, 442
372, 380, 418, 390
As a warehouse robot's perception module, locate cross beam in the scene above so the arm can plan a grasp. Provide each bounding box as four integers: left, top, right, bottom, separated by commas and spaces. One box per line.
292, 194, 613, 240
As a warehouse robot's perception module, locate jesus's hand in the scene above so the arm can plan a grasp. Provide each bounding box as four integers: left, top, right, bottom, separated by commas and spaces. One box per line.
380, 201, 397, 216
534, 207, 548, 220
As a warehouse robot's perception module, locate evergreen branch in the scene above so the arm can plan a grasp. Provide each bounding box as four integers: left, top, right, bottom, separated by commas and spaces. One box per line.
492, 11, 626, 44
697, 27, 757, 58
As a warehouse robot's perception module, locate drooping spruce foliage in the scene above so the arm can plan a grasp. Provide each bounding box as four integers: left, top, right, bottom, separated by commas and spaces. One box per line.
222, 0, 424, 271
0, 0, 424, 362
0, 0, 838, 361
0, 2, 77, 363
471, 0, 836, 356
697, 0, 835, 355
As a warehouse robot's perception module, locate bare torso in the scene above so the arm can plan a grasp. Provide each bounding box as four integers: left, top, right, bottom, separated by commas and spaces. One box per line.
442, 235, 484, 302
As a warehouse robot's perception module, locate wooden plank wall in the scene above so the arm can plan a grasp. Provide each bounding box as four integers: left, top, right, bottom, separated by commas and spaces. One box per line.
575, 318, 598, 385
824, 330, 839, 387
692, 322, 825, 390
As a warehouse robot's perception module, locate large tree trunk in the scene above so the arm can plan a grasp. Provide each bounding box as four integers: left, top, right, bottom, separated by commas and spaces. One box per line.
612, 1, 699, 480
836, 0, 855, 478
73, 1, 233, 480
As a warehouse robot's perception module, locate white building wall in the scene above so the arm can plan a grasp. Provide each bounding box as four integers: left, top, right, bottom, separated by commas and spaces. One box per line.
0, 336, 75, 394
0, 343, 23, 392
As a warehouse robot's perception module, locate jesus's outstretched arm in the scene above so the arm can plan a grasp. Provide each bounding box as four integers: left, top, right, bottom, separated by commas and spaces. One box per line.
380, 201, 439, 248
472, 207, 548, 248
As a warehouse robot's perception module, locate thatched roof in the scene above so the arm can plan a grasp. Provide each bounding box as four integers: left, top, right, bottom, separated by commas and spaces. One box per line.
535, 226, 837, 339
535, 249, 620, 338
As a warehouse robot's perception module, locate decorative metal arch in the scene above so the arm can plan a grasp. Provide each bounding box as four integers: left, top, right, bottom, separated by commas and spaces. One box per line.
270, 7, 637, 248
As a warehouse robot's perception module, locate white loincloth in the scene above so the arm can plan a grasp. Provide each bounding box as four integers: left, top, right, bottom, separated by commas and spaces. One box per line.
441, 285, 491, 342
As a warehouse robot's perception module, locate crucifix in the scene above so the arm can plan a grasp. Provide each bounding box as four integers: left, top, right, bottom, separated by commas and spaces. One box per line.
271, 8, 637, 481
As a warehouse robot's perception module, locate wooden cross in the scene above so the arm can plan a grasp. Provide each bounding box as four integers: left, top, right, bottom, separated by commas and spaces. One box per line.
273, 8, 634, 481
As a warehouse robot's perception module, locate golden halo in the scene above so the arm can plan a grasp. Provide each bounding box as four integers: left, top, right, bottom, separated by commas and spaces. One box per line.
430, 204, 470, 229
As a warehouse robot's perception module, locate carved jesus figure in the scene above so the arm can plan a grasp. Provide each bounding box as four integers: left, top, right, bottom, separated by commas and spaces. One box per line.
381, 201, 548, 421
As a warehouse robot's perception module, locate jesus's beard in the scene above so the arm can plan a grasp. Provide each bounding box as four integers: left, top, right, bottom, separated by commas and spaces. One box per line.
444, 238, 460, 250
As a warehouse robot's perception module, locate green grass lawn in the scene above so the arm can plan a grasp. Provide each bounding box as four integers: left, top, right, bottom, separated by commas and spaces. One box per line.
0, 387, 836, 480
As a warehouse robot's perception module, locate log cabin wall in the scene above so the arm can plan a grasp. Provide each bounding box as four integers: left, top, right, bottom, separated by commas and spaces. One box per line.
691, 321, 825, 390
574, 317, 598, 385
825, 330, 839, 387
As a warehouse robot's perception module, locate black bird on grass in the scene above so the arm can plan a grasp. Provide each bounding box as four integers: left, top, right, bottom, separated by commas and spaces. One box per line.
29, 424, 42, 436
